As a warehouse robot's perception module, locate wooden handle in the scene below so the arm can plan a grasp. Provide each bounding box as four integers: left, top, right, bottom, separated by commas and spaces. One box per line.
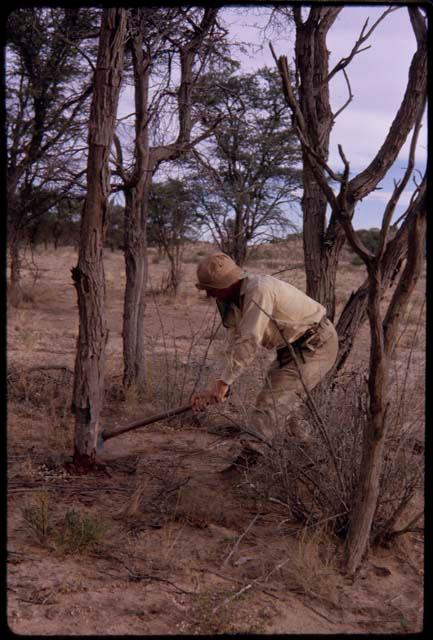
101, 404, 192, 442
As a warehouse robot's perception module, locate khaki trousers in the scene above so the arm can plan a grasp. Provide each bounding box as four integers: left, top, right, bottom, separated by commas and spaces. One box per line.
244, 318, 338, 447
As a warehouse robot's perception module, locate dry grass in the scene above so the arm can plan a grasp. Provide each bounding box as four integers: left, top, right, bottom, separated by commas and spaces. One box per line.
7, 241, 425, 635
8, 365, 74, 452
20, 492, 110, 555
233, 357, 424, 547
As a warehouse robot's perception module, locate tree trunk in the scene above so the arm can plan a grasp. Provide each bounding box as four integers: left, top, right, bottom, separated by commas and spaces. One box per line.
343, 182, 426, 575
71, 8, 126, 468
334, 206, 414, 372
233, 205, 247, 266
302, 161, 327, 304
295, 10, 342, 320
9, 228, 23, 305
122, 180, 149, 389
120, 8, 219, 388
344, 271, 389, 573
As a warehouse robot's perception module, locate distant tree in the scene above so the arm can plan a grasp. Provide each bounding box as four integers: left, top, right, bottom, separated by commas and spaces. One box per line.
27, 196, 82, 250
105, 203, 125, 251
352, 228, 381, 255
148, 179, 198, 294
6, 7, 97, 303
187, 67, 302, 265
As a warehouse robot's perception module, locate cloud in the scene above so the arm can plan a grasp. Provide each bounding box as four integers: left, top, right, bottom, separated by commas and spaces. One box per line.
328, 107, 427, 171
364, 189, 416, 207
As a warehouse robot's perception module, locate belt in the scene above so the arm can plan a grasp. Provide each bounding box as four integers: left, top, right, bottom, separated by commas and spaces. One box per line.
276, 316, 328, 366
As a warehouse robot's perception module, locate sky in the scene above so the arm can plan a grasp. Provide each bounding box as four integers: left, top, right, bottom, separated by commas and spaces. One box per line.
219, 4, 427, 230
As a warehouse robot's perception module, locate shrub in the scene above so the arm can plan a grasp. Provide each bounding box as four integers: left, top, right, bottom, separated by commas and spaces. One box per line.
21, 492, 52, 546
55, 509, 109, 554
21, 493, 109, 554
347, 228, 381, 258
239, 366, 424, 546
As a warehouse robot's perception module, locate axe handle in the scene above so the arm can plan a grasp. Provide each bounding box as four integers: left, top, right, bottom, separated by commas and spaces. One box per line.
101, 403, 192, 442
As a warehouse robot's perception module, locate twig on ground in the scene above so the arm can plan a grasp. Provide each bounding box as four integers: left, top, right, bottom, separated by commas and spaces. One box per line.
212, 555, 293, 614
223, 513, 260, 568
26, 365, 74, 376
8, 481, 131, 494
302, 600, 337, 625
121, 562, 196, 595
193, 566, 283, 601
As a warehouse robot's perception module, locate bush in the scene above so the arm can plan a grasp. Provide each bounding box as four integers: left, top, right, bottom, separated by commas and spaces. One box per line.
347, 228, 381, 257
351, 254, 364, 266
239, 367, 424, 546
21, 492, 52, 546
21, 493, 109, 554
55, 509, 109, 554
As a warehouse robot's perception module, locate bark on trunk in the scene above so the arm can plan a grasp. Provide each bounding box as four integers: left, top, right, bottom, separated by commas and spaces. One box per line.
343, 182, 426, 575
122, 180, 149, 389
120, 8, 219, 389
9, 229, 23, 304
295, 9, 342, 320
121, 23, 151, 390
71, 8, 126, 467
344, 272, 389, 573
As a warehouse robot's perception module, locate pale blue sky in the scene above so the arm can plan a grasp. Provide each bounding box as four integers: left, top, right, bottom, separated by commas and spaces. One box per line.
220, 4, 427, 230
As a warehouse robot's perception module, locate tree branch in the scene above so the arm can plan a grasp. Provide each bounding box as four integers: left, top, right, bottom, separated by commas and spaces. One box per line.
376, 104, 424, 260
382, 178, 426, 355
332, 68, 354, 121
328, 6, 400, 81
346, 8, 427, 203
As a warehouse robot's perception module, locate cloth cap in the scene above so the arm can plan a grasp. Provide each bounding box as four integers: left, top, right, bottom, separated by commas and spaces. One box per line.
195, 253, 246, 290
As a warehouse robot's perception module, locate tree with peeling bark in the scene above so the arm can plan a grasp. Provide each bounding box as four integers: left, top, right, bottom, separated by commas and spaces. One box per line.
270, 5, 426, 373
273, 6, 426, 573
71, 8, 127, 468
112, 7, 225, 390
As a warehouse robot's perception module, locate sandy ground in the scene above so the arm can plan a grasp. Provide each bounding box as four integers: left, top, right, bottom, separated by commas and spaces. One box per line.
7, 243, 425, 634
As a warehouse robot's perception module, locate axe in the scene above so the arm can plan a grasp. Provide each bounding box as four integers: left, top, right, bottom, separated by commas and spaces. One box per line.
96, 403, 192, 453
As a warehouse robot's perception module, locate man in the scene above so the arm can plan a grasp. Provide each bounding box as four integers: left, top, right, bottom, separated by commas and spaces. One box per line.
191, 252, 338, 469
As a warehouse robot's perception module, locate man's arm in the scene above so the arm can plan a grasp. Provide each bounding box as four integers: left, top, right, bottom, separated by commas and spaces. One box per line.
191, 283, 275, 412
218, 284, 275, 386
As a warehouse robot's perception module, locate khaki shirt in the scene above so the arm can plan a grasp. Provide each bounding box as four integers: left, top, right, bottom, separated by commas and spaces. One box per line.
218, 274, 326, 386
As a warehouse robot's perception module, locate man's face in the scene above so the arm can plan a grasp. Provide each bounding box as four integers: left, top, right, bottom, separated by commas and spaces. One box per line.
204, 280, 241, 302
205, 286, 230, 301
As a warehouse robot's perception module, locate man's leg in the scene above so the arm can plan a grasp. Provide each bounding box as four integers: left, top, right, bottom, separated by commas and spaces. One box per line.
245, 319, 339, 448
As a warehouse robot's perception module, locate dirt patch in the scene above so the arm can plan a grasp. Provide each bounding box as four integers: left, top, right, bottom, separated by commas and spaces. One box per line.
7, 244, 424, 634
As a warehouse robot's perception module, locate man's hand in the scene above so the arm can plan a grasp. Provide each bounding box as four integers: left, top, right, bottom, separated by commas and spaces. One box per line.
191, 380, 230, 413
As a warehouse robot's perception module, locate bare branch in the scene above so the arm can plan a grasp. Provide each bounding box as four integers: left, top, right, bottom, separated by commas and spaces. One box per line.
347, 17, 427, 203
328, 6, 400, 81
271, 48, 340, 210
340, 213, 375, 267
383, 178, 426, 355
55, 33, 97, 72
332, 68, 354, 121
377, 104, 424, 260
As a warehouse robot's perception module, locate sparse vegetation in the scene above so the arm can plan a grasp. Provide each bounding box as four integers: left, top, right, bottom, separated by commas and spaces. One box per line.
8, 243, 424, 634
21, 493, 109, 554
54, 509, 110, 554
